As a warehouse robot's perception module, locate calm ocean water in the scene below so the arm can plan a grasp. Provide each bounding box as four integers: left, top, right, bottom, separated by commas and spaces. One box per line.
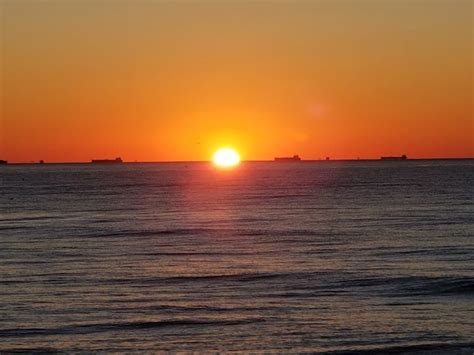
1, 160, 473, 353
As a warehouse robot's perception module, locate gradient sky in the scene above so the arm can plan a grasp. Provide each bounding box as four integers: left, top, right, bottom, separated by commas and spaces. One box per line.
1, 0, 472, 162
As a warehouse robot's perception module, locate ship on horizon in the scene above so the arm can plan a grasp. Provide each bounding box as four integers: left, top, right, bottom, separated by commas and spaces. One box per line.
91, 157, 123, 164
274, 155, 302, 162
381, 155, 407, 161
0, 160, 7, 165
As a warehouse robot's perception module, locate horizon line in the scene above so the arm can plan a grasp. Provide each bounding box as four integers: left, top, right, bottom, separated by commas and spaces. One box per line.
2, 157, 474, 165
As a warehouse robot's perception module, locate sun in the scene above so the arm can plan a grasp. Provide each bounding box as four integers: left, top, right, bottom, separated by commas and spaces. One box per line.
212, 147, 240, 168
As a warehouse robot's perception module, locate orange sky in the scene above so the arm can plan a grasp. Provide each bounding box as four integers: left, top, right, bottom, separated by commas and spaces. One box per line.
1, 0, 472, 162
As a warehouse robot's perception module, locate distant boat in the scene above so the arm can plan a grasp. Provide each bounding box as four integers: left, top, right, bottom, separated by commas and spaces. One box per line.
91, 157, 123, 164
0, 160, 7, 165
274, 155, 302, 162
381, 155, 408, 161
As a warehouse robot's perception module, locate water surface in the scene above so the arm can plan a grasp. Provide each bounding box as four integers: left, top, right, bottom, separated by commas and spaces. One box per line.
1, 161, 473, 352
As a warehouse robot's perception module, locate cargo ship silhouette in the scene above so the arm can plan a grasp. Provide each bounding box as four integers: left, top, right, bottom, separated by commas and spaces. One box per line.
274, 155, 301, 162
381, 155, 407, 161
91, 157, 123, 164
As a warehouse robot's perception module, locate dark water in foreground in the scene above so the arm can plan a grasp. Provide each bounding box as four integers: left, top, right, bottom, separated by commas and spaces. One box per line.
1, 161, 473, 353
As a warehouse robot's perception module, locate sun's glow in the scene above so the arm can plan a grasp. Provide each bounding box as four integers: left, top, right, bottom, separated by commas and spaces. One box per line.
213, 148, 240, 168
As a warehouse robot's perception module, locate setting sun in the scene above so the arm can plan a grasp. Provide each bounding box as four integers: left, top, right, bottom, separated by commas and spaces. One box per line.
212, 148, 240, 168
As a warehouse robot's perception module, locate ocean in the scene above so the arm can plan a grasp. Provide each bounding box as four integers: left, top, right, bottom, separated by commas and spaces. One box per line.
1, 160, 473, 353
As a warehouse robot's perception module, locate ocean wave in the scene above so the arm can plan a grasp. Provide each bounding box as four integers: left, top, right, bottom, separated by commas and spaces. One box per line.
96, 271, 314, 286
0, 318, 266, 338
327, 342, 474, 354
400, 276, 474, 296
94, 228, 216, 238
343, 275, 474, 297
